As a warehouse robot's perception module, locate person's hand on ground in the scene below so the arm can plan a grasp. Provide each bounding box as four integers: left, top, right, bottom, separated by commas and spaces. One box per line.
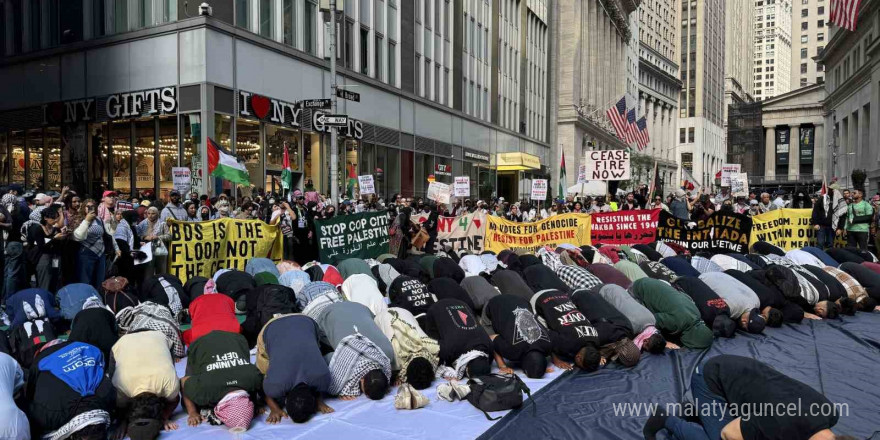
318, 402, 335, 414
340, 395, 357, 401
498, 366, 514, 375
266, 408, 287, 424
187, 413, 203, 427
545, 366, 555, 373
665, 342, 680, 350
163, 421, 179, 431
804, 312, 822, 320
552, 358, 572, 370
599, 357, 607, 366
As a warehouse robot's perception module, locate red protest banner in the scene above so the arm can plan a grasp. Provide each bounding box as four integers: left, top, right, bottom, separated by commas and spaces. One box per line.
590, 209, 659, 245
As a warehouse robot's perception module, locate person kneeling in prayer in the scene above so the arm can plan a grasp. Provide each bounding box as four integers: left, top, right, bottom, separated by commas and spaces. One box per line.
423, 298, 494, 380
482, 294, 553, 378
530, 289, 602, 371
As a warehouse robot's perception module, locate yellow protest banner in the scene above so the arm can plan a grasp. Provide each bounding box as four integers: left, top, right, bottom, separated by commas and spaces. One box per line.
166, 218, 283, 283
484, 213, 591, 254
749, 208, 816, 251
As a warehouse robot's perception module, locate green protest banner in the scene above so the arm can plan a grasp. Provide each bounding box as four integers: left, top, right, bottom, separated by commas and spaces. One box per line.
315, 211, 391, 263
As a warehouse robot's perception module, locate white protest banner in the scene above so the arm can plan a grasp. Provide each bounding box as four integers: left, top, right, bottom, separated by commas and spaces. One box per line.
454, 176, 470, 197
530, 179, 548, 200
721, 164, 741, 187
577, 165, 587, 183
584, 150, 630, 180
172, 167, 191, 195
731, 172, 749, 197
412, 212, 486, 253
358, 175, 375, 194
427, 181, 451, 204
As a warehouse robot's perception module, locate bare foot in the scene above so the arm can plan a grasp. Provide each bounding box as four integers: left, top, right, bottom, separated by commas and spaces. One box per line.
545, 366, 555, 373
599, 357, 607, 366
318, 402, 335, 414
339, 395, 358, 401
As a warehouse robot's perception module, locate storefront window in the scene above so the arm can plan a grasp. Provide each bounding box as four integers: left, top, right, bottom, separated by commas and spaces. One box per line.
89, 123, 109, 197
10, 131, 24, 185
235, 119, 261, 192
27, 129, 44, 189
266, 125, 299, 194
359, 143, 375, 177
214, 115, 233, 150
45, 127, 61, 191
341, 139, 358, 198
414, 153, 432, 198
386, 147, 400, 201
303, 132, 321, 191
158, 116, 177, 198
401, 150, 413, 197
478, 166, 496, 201
134, 118, 156, 198
180, 114, 200, 173
111, 122, 131, 197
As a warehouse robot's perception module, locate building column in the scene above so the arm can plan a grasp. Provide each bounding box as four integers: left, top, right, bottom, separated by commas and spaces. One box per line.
789, 124, 800, 181
814, 124, 825, 180
667, 104, 675, 161
765, 126, 776, 180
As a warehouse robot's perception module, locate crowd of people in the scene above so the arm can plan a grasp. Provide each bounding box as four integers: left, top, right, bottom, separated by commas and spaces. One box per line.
0, 180, 874, 440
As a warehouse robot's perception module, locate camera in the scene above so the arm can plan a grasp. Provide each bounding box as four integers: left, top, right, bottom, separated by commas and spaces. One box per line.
199, 2, 212, 16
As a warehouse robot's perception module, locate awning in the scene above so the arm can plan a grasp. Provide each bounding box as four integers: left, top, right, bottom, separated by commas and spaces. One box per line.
495, 152, 541, 171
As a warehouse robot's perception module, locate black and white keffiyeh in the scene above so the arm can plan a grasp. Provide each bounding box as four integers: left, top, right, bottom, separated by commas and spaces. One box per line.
555, 265, 602, 291
435, 350, 488, 380
537, 248, 563, 271
44, 409, 110, 440
328, 332, 392, 397
157, 276, 183, 316
116, 302, 185, 358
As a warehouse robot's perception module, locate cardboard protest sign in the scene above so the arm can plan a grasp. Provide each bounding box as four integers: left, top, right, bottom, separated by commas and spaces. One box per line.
590, 209, 659, 245
720, 164, 741, 187
485, 213, 591, 254
584, 150, 630, 180
454, 176, 470, 197
315, 211, 390, 263
656, 210, 752, 253
530, 179, 548, 200
167, 218, 283, 282
731, 172, 748, 197
427, 181, 451, 204
172, 167, 191, 195
577, 165, 587, 183
358, 175, 375, 194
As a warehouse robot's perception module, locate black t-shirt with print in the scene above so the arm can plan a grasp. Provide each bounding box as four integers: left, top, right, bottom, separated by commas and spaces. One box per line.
484, 294, 551, 361
531, 290, 599, 360
389, 276, 437, 326
702, 355, 839, 440
183, 331, 262, 407
423, 299, 492, 366
570, 289, 634, 345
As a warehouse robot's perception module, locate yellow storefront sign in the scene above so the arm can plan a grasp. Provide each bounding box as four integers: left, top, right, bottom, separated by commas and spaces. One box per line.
485, 213, 591, 253
496, 152, 541, 171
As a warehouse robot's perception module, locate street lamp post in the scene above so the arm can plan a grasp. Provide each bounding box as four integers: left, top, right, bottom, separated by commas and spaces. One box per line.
328, 0, 339, 207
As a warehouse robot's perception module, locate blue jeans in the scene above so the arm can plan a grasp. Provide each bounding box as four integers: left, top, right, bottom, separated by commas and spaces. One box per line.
77, 248, 106, 288
4, 242, 24, 301
817, 226, 834, 249
664, 365, 736, 440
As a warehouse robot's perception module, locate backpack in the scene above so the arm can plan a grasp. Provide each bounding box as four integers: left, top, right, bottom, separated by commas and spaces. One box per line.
57, 284, 102, 320
242, 285, 296, 347
10, 318, 57, 369
466, 373, 533, 420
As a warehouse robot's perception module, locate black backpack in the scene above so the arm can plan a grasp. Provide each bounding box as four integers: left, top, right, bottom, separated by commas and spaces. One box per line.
466, 373, 533, 420
10, 318, 57, 369
242, 285, 296, 347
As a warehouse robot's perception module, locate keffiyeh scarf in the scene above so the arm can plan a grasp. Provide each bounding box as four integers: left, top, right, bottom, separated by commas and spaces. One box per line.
116, 302, 185, 358
44, 410, 110, 440
328, 333, 392, 397
389, 310, 439, 383
556, 265, 602, 291
537, 247, 563, 271
435, 350, 488, 380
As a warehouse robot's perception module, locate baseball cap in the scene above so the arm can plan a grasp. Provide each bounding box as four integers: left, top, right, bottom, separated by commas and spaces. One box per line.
745, 309, 766, 334
127, 419, 162, 440
102, 190, 117, 198
749, 199, 759, 205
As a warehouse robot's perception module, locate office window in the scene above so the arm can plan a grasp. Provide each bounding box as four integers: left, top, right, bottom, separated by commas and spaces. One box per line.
688, 127, 695, 143
389, 41, 396, 85
415, 54, 422, 96
680, 128, 686, 143
361, 27, 369, 74
260, 0, 272, 38
345, 21, 354, 68
801, 48, 808, 58
801, 22, 808, 30
818, 32, 825, 41
375, 35, 383, 81
235, 0, 249, 28
801, 35, 808, 43
283, 0, 294, 45
818, 19, 824, 27
801, 63, 808, 73
801, 8, 808, 17
818, 6, 824, 14
304, 1, 316, 53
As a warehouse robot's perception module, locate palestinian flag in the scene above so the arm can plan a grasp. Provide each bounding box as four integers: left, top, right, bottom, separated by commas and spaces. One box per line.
647, 161, 660, 200
207, 137, 250, 186
345, 163, 358, 199
820, 174, 827, 196
281, 141, 293, 193
558, 152, 567, 199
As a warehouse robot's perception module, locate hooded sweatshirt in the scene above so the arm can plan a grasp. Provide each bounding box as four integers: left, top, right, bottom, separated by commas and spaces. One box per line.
523, 264, 570, 293
492, 269, 536, 301
422, 299, 492, 367
613, 260, 649, 282
388, 276, 437, 325
673, 276, 731, 326
483, 295, 551, 361
460, 276, 500, 314
586, 264, 633, 289
427, 277, 477, 312
529, 289, 599, 361
337, 258, 376, 281
184, 294, 241, 346
630, 278, 713, 349
570, 289, 634, 345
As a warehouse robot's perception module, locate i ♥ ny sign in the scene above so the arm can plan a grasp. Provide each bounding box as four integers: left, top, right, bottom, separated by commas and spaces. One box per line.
239, 91, 302, 127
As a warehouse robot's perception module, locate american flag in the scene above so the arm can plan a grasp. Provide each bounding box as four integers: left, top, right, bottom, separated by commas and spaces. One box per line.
605, 97, 629, 141
624, 109, 638, 144
635, 117, 650, 150
830, 0, 863, 31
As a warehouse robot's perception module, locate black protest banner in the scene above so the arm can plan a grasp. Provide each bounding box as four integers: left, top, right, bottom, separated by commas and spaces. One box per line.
315, 211, 390, 263
656, 210, 752, 253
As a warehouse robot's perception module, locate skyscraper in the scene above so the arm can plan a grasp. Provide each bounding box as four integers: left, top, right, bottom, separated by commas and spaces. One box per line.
637, 0, 682, 195
676, 0, 726, 188
791, 0, 830, 88
753, 0, 793, 100
724, 0, 755, 151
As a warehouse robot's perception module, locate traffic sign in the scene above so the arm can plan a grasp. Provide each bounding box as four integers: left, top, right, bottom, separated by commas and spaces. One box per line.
317, 114, 349, 126
336, 89, 361, 102
300, 99, 331, 109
